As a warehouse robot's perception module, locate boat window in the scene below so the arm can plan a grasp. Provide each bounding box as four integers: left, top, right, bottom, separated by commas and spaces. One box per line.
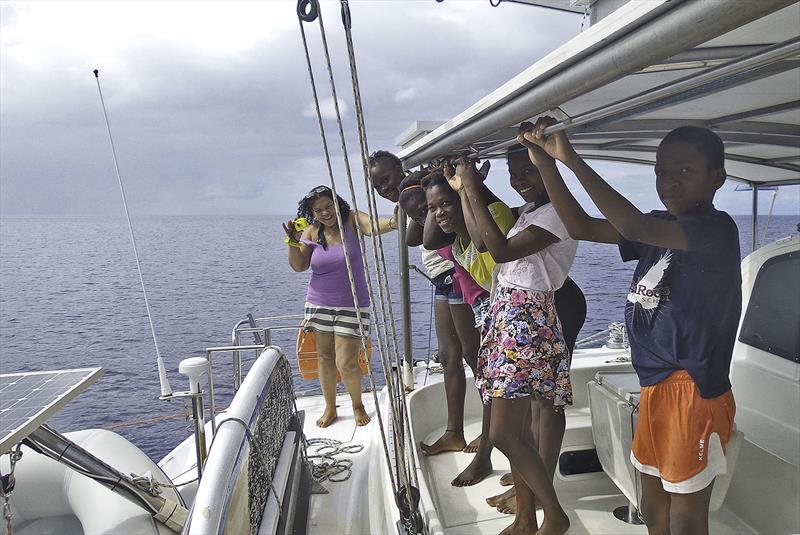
738, 252, 799, 363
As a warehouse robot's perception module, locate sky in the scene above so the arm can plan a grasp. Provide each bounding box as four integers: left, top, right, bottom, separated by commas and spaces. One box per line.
1, 0, 798, 217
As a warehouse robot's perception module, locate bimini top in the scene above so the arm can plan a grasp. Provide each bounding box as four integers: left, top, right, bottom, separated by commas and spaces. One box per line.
397, 0, 800, 186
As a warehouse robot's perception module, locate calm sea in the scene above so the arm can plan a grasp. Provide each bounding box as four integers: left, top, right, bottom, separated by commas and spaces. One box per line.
1, 214, 797, 459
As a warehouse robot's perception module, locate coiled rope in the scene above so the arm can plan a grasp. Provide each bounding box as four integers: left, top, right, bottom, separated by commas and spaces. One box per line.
305, 438, 364, 483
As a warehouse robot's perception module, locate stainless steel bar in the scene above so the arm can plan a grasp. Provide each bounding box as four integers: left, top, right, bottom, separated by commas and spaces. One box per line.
752, 183, 759, 252
205, 344, 267, 437
398, 209, 413, 389
190, 392, 207, 479
401, 0, 796, 168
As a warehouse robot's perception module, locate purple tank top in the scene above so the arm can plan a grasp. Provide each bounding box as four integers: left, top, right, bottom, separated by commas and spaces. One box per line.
302, 222, 369, 307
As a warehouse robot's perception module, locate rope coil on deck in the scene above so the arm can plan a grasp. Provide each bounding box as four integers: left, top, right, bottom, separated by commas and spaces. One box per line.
305, 438, 364, 483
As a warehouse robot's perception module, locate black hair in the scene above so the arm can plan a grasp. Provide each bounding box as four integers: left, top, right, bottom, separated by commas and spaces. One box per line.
420, 170, 453, 193
368, 150, 403, 170
660, 126, 725, 169
397, 169, 428, 205
297, 186, 351, 250
506, 143, 527, 157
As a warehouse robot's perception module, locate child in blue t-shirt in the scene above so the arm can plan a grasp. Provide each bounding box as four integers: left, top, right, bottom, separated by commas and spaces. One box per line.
519, 117, 740, 535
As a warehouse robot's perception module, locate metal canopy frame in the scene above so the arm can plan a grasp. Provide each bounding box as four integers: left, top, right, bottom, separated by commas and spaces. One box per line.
397, 0, 800, 189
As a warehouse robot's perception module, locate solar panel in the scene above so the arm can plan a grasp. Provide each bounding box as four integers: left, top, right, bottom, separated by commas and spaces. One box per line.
0, 368, 103, 454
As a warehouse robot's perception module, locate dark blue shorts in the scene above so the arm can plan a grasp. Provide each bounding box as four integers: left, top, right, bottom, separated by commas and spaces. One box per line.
432, 269, 463, 304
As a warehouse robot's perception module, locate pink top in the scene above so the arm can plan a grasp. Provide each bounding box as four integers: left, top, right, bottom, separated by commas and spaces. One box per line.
438, 245, 487, 305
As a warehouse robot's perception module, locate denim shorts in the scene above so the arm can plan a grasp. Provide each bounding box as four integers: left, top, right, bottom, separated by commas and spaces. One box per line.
432, 269, 463, 304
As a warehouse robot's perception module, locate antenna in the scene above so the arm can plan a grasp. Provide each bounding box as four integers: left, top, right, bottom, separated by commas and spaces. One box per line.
92, 69, 173, 398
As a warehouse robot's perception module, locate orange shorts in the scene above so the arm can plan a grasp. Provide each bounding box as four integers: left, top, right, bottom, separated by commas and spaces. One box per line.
631, 370, 736, 494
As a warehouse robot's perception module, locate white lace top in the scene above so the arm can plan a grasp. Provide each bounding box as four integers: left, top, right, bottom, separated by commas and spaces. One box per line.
497, 202, 577, 291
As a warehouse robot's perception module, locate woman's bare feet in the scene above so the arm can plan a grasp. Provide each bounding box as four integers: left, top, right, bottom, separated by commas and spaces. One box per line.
500, 471, 514, 486
316, 408, 338, 428
421, 430, 467, 455
463, 434, 482, 453
353, 405, 371, 426
451, 454, 493, 487
486, 487, 516, 513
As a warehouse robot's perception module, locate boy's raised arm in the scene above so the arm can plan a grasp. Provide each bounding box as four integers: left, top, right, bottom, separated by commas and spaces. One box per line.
517, 125, 619, 245
460, 156, 558, 262
523, 117, 688, 250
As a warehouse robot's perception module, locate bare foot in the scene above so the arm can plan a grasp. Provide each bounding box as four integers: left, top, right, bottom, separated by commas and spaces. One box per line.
499, 517, 538, 535
535, 510, 570, 535
420, 430, 467, 455
500, 471, 514, 486
486, 487, 516, 512
316, 408, 338, 428
463, 434, 482, 453
451, 454, 492, 487
353, 405, 371, 426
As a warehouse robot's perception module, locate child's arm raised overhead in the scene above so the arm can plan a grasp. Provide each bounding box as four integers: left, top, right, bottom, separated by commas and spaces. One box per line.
406, 217, 424, 247
443, 159, 496, 252
517, 126, 619, 245
459, 155, 558, 262
523, 117, 690, 251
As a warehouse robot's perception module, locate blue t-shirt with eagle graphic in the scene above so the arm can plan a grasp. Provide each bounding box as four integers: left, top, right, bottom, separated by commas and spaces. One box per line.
619, 209, 741, 399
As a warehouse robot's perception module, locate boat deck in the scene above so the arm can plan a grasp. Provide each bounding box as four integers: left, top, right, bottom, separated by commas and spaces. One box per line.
297, 390, 384, 535
418, 419, 754, 535
298, 359, 757, 534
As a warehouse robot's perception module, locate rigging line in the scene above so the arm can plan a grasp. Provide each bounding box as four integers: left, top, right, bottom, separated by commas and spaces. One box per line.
340, 0, 419, 494
332, 0, 401, 415
313, 0, 420, 499
423, 284, 434, 386
318, 0, 417, 502
338, 0, 421, 491
312, 0, 408, 452
338, 0, 405, 415
341, 13, 405, 385
296, 6, 401, 498
92, 70, 172, 398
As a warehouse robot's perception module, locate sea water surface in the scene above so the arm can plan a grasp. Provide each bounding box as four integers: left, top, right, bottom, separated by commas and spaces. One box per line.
1, 214, 797, 459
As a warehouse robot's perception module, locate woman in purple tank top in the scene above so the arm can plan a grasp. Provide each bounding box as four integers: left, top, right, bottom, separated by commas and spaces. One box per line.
283, 185, 397, 428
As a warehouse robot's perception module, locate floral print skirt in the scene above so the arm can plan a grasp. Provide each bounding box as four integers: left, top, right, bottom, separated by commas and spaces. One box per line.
475, 285, 573, 410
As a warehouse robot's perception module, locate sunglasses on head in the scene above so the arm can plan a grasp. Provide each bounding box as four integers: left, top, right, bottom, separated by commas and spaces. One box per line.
305, 185, 331, 199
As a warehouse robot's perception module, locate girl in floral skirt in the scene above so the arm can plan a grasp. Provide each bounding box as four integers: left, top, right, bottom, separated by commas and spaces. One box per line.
452, 146, 578, 535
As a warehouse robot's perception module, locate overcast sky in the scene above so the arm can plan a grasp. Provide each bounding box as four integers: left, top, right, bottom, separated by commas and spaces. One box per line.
1, 0, 798, 217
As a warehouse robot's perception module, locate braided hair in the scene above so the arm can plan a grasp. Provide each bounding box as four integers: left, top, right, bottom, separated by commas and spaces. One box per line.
368, 150, 402, 170
297, 185, 351, 250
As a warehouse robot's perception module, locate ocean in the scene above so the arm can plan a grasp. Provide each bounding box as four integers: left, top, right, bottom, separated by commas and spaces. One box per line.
0, 214, 797, 459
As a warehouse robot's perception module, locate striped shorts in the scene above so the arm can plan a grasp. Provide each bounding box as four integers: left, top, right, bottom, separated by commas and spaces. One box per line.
303, 302, 370, 339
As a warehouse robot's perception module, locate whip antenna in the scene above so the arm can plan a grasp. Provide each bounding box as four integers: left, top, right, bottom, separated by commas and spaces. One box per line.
92, 69, 172, 398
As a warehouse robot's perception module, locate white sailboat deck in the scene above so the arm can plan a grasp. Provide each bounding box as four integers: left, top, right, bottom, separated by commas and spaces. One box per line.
300, 349, 759, 535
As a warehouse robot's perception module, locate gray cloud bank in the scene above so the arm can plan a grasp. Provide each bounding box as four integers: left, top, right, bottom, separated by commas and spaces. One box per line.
1, 1, 798, 216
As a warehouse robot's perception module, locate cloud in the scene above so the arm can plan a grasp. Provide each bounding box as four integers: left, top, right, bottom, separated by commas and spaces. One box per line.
393, 88, 418, 103
302, 96, 350, 121
2, 1, 796, 217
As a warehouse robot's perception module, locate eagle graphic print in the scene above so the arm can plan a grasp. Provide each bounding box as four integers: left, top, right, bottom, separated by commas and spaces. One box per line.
627, 251, 672, 325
